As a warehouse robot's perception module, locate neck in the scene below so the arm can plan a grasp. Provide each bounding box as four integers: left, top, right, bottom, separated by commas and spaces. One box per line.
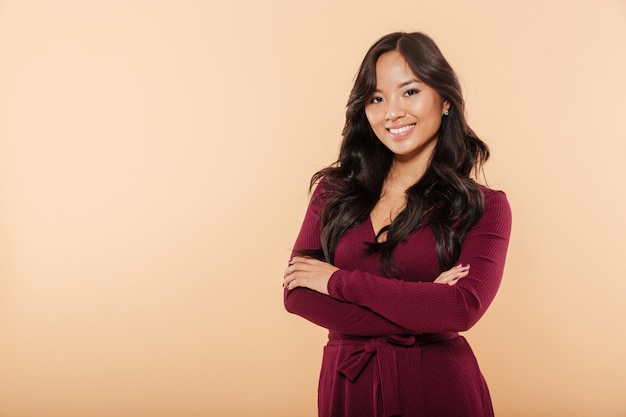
387, 135, 437, 189
387, 149, 434, 191
388, 159, 427, 187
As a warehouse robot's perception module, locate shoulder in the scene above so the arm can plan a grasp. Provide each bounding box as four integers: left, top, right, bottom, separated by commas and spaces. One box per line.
311, 174, 345, 199
306, 175, 340, 216
310, 175, 331, 201
479, 185, 512, 228
480, 185, 508, 205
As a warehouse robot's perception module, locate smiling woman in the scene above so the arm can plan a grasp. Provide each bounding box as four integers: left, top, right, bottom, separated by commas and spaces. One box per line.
364, 51, 449, 171
283, 32, 511, 417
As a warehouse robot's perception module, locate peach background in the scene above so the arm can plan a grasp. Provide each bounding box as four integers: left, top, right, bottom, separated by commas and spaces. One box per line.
1, 1, 625, 416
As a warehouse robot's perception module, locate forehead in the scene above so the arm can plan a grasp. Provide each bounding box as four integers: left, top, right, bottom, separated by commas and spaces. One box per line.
375, 51, 421, 85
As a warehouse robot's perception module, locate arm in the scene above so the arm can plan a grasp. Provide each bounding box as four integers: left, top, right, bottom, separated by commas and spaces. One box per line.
327, 190, 512, 334
283, 179, 410, 336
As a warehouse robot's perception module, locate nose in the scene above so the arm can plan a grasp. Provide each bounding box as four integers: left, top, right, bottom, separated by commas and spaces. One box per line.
385, 97, 405, 121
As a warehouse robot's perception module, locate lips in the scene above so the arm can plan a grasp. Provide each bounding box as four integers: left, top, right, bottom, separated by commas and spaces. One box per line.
387, 123, 415, 135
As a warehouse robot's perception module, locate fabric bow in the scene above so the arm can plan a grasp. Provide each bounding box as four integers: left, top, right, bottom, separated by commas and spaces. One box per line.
337, 335, 416, 417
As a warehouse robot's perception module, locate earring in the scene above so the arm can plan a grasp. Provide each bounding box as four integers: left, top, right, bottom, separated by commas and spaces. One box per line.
444, 109, 450, 116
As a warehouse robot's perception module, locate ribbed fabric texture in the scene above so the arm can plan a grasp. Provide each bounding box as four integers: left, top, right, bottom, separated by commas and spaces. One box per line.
284, 179, 512, 417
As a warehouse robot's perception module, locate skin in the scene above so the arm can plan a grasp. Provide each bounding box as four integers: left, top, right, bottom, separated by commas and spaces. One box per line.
284, 50, 467, 294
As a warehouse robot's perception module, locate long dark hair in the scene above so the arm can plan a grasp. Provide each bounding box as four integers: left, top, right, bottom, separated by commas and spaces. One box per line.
308, 32, 489, 276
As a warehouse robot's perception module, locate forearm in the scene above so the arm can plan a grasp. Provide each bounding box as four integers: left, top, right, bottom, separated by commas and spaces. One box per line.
284, 287, 409, 337
328, 268, 498, 334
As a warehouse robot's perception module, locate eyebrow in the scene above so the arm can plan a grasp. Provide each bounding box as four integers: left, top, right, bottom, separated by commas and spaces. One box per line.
373, 79, 422, 92
399, 79, 421, 88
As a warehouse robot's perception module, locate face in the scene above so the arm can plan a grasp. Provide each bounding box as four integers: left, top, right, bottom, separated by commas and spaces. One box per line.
365, 51, 449, 166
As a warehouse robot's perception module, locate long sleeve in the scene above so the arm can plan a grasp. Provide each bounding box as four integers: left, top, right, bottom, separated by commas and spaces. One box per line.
327, 189, 512, 334
283, 179, 409, 337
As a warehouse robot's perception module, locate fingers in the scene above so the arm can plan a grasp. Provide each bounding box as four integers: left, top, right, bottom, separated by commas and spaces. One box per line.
447, 264, 470, 286
283, 257, 314, 290
283, 275, 296, 290
283, 272, 301, 290
284, 257, 320, 277
282, 257, 335, 295
288, 256, 316, 266
433, 264, 470, 285
284, 257, 313, 277
434, 265, 460, 281
283, 265, 296, 289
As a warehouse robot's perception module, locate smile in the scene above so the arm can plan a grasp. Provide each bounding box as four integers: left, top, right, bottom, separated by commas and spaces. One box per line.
387, 124, 415, 135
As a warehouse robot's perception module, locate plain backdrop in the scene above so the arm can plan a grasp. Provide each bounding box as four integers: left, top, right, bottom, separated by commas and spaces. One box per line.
1, 1, 625, 416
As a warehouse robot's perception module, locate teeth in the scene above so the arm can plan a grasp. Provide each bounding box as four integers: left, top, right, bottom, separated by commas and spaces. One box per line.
389, 124, 414, 134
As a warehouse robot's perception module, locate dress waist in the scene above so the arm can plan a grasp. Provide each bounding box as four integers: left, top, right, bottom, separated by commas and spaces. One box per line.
327, 332, 459, 417
327, 331, 459, 346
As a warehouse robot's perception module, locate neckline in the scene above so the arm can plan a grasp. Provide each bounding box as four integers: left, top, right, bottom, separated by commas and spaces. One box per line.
367, 214, 389, 242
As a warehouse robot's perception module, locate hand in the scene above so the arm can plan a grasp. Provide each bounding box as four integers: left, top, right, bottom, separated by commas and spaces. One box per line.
283, 256, 339, 295
433, 264, 470, 286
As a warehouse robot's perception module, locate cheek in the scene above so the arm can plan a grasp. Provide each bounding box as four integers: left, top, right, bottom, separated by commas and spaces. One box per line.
364, 107, 373, 124
364, 106, 381, 128
408, 99, 430, 115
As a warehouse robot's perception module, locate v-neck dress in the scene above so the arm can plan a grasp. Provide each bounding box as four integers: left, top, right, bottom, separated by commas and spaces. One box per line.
284, 178, 512, 417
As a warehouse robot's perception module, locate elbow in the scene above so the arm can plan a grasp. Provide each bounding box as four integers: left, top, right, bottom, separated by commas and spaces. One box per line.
283, 288, 300, 314
452, 286, 490, 332
283, 290, 294, 313
454, 299, 487, 332
444, 294, 486, 333
456, 311, 482, 332
284, 301, 297, 315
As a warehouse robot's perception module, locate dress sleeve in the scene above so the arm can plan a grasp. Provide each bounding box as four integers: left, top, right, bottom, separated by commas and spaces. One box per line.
327, 189, 512, 334
283, 179, 409, 337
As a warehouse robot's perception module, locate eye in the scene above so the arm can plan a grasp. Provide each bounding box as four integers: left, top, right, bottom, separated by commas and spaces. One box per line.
404, 89, 420, 97
369, 96, 383, 104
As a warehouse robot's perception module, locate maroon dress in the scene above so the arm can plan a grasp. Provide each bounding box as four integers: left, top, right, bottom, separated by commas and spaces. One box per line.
284, 179, 512, 417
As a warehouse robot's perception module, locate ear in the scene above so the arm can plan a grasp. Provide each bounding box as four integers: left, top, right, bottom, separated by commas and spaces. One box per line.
442, 101, 451, 116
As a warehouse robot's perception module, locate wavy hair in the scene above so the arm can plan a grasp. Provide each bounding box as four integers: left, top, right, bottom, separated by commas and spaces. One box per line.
307, 32, 489, 276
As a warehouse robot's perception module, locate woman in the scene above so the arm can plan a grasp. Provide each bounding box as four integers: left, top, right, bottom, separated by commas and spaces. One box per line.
283, 32, 511, 417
